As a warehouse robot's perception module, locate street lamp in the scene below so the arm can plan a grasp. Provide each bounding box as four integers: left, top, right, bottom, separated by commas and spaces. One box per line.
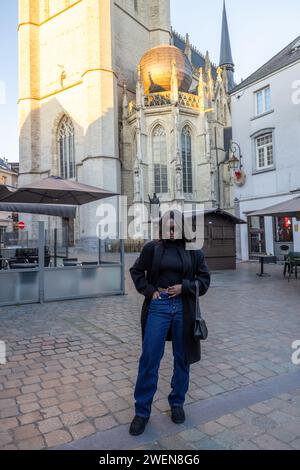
229, 141, 243, 170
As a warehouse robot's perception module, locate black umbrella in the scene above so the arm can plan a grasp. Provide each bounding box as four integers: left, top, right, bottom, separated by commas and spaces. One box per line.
0, 185, 13, 201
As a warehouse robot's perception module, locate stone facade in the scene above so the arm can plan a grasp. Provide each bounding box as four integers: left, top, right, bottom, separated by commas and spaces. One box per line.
18, 0, 234, 242
122, 47, 234, 229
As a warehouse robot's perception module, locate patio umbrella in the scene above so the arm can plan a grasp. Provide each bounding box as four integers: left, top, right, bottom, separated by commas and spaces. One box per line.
0, 185, 14, 200
248, 196, 300, 218
0, 176, 119, 206
0, 202, 76, 218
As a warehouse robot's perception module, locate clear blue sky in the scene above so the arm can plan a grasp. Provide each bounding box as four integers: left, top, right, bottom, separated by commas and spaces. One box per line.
1, 0, 300, 162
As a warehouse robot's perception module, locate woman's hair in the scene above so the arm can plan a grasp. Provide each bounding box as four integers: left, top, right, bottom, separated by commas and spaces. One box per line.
153, 209, 196, 247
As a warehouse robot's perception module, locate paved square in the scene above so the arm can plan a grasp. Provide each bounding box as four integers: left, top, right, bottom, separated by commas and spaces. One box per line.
0, 257, 300, 450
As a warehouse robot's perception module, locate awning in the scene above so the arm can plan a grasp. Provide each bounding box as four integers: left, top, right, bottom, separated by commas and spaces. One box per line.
248, 196, 300, 218
0, 203, 77, 218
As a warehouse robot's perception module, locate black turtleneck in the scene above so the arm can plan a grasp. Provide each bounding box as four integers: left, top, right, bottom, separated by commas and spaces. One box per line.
157, 239, 184, 288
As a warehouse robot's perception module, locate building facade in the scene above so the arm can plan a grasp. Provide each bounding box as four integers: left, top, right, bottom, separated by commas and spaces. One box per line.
122, 44, 233, 220
0, 159, 18, 243
18, 0, 235, 244
231, 36, 300, 260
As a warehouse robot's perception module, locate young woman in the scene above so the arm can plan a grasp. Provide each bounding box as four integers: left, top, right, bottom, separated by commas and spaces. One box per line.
129, 210, 211, 436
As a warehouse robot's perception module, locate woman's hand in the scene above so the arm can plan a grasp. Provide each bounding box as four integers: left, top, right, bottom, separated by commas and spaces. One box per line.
151, 291, 161, 300
167, 285, 182, 298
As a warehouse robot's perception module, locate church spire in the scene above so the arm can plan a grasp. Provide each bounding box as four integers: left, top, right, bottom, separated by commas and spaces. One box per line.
219, 0, 235, 91
184, 33, 192, 62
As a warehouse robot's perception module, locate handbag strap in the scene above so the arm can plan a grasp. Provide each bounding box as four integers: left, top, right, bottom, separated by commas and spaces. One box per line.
195, 280, 202, 321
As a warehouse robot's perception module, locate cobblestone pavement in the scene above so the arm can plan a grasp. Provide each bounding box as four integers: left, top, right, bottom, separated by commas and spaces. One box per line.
0, 257, 300, 450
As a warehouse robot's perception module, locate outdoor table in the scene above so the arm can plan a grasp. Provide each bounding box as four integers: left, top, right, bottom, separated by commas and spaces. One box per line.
256, 255, 277, 277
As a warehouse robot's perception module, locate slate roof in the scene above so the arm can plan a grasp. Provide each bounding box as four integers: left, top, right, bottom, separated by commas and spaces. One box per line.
231, 35, 300, 93
173, 31, 217, 80
0, 158, 12, 172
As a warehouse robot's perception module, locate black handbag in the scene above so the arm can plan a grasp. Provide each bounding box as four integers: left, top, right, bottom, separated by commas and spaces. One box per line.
194, 280, 208, 341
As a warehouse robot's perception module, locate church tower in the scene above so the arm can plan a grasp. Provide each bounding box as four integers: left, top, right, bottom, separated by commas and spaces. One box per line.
18, 0, 171, 243
219, 0, 235, 91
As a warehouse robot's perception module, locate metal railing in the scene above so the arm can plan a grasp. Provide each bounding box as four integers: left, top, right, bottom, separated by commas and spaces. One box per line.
128, 91, 203, 113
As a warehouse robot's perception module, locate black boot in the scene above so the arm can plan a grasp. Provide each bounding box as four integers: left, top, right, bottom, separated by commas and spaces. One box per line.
171, 406, 185, 424
129, 415, 149, 436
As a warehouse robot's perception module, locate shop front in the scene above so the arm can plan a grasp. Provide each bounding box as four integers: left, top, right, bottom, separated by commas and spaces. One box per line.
247, 196, 300, 262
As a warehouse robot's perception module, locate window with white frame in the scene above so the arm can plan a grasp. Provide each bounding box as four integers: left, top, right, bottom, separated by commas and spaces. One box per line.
255, 86, 271, 116
152, 125, 168, 194
58, 115, 75, 179
181, 126, 193, 193
255, 133, 274, 170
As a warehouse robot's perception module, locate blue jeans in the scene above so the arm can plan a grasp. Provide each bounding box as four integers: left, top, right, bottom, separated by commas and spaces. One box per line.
134, 291, 190, 418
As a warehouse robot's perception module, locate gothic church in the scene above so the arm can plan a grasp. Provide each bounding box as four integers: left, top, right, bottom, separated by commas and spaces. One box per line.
18, 0, 235, 243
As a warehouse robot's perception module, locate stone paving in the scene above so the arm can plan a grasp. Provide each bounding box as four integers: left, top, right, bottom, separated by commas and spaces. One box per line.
0, 256, 300, 450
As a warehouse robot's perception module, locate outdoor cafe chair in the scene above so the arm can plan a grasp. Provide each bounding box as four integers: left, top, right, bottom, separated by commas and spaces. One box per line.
284, 251, 300, 281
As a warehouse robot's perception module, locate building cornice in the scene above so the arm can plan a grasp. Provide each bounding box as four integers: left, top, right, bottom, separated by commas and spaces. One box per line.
80, 155, 121, 164
18, 80, 82, 103
0, 167, 17, 177
18, 0, 82, 30
18, 68, 118, 103
114, 2, 171, 37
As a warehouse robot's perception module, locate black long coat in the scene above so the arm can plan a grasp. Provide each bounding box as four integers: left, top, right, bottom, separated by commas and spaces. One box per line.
129, 240, 211, 365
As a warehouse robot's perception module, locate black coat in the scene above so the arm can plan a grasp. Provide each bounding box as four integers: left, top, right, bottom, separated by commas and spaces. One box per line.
129, 240, 211, 365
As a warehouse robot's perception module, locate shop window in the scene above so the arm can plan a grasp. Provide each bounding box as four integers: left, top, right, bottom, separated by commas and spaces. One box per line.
274, 216, 293, 243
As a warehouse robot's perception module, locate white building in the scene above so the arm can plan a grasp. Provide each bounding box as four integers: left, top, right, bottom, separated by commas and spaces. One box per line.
231, 36, 300, 261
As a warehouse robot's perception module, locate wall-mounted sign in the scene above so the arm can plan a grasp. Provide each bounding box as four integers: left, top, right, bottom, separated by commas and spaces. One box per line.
17, 221, 26, 230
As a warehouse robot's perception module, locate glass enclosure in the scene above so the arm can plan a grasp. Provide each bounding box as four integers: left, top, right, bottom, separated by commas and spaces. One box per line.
0, 220, 124, 307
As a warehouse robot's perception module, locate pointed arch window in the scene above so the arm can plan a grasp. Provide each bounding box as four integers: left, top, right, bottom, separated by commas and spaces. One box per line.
58, 116, 75, 179
152, 125, 168, 194
181, 126, 193, 193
